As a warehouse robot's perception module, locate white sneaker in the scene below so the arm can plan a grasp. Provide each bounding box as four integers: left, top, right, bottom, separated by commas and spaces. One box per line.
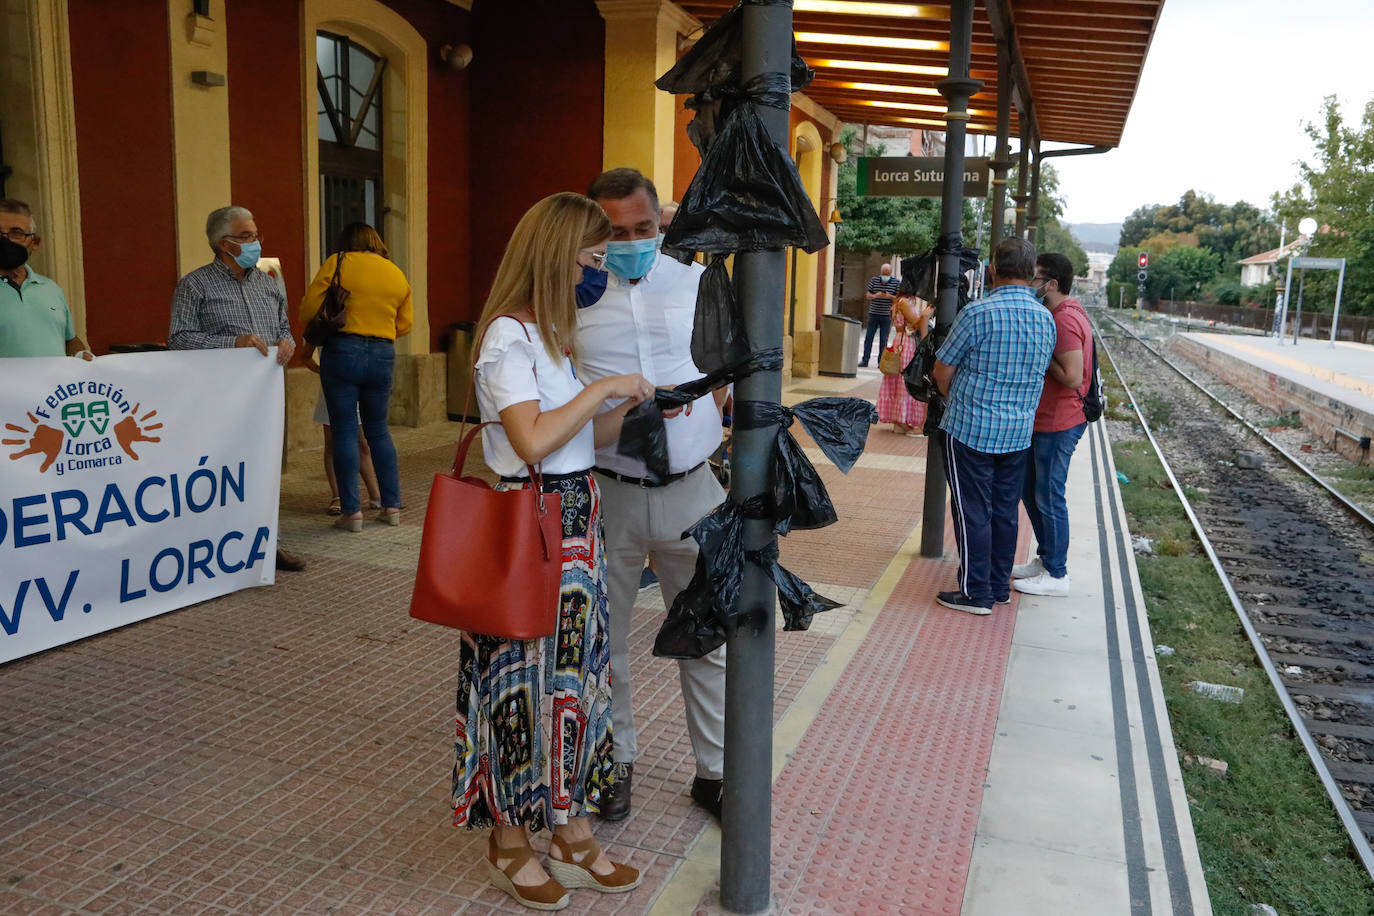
1011, 557, 1046, 579
1013, 572, 1070, 597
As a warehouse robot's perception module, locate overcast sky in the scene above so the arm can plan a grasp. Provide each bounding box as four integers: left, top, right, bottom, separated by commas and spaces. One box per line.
1049, 0, 1374, 227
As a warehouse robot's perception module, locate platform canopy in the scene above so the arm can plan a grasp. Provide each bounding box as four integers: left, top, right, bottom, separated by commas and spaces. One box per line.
673, 0, 1165, 148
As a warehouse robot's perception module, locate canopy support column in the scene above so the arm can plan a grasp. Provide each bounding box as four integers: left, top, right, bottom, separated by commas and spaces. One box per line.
720, 2, 790, 912
919, 0, 982, 559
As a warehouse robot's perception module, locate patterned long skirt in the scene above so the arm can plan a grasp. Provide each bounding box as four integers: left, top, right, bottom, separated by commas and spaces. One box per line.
876, 326, 927, 428
451, 472, 615, 832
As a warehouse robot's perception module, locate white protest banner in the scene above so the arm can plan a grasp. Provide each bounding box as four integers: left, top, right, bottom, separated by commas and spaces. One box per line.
0, 348, 283, 663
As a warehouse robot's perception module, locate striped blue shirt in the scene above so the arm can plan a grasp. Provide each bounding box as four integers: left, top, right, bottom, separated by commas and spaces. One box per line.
936, 284, 1056, 454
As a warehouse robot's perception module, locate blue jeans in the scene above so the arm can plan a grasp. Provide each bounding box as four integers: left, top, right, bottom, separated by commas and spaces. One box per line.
861, 313, 891, 365
322, 335, 401, 514
943, 432, 1028, 603
1021, 423, 1087, 578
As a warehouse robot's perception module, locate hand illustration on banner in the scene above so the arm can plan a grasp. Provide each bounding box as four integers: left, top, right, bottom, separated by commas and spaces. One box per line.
3, 412, 64, 473
114, 404, 163, 460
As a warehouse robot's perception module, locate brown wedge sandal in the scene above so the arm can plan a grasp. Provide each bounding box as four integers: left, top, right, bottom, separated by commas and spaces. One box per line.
545, 834, 641, 893
486, 835, 569, 911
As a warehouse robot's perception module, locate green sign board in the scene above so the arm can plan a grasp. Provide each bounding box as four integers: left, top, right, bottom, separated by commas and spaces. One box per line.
856, 156, 990, 198
1291, 256, 1344, 270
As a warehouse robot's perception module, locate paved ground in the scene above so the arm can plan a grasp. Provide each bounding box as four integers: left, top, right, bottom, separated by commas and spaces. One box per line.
0, 372, 940, 914
0, 368, 1210, 915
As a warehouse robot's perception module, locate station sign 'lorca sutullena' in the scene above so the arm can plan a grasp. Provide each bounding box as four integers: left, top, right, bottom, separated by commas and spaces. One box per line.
856, 156, 991, 198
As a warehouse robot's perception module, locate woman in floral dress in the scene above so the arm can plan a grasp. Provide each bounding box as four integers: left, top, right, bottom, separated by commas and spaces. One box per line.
876, 294, 934, 436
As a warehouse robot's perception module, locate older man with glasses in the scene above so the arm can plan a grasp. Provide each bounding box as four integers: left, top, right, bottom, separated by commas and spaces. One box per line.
169, 205, 305, 571
0, 198, 92, 359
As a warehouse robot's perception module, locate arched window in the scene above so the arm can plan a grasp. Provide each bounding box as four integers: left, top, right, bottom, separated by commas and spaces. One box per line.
316, 30, 384, 257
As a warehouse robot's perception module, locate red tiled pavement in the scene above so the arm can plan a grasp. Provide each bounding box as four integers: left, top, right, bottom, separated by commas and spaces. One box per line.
0, 372, 1026, 915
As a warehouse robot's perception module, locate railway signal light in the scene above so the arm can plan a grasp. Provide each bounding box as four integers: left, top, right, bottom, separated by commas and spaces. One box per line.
1138, 252, 1148, 269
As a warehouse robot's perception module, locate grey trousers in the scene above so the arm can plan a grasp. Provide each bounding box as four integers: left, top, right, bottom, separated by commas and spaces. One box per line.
595, 466, 727, 780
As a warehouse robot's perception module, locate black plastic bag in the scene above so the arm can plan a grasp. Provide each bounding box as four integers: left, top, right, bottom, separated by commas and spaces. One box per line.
654, 498, 753, 660
749, 543, 842, 631
616, 400, 670, 485
655, 497, 840, 658
902, 331, 941, 403
734, 397, 877, 536
615, 349, 784, 483
790, 398, 877, 473
693, 257, 751, 376
664, 102, 830, 255
899, 236, 982, 309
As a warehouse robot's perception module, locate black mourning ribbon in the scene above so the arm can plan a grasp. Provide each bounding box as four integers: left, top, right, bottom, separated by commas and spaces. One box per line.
652, 396, 876, 659
654, 1, 827, 257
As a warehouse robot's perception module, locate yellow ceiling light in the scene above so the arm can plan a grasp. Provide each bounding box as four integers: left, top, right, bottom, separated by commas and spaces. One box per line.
794, 1, 941, 17
796, 31, 947, 52
858, 99, 991, 118
887, 116, 948, 129
835, 80, 941, 97
810, 57, 946, 76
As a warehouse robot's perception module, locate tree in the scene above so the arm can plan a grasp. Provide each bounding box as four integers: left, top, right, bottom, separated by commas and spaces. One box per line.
1007, 162, 1087, 274
1272, 95, 1374, 316
1037, 219, 1089, 277
1118, 192, 1278, 272
833, 126, 946, 256
1159, 246, 1220, 290
1120, 204, 1162, 247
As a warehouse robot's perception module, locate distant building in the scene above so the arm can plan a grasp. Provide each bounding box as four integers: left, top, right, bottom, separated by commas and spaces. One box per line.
1238, 241, 1302, 287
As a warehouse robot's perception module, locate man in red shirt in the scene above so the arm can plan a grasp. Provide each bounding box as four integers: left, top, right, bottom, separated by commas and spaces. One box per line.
1012, 252, 1092, 597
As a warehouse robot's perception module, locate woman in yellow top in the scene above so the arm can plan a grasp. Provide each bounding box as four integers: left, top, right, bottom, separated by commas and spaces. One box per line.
299, 223, 411, 531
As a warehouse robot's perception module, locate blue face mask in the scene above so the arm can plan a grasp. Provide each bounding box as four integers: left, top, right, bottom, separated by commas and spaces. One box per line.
232, 240, 261, 270
575, 264, 607, 309
604, 236, 660, 281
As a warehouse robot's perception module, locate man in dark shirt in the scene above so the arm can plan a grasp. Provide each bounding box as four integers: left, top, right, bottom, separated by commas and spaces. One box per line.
861, 263, 899, 367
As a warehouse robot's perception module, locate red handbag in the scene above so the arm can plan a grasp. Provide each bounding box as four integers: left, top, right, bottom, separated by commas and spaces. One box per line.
409, 316, 563, 638
408, 423, 562, 638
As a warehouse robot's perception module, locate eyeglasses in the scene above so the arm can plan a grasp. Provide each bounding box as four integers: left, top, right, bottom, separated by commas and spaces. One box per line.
222, 232, 262, 244
1, 228, 36, 244
580, 250, 607, 268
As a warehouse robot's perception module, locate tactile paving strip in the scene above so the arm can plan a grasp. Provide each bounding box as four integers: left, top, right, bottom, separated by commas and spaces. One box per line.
693, 523, 1028, 914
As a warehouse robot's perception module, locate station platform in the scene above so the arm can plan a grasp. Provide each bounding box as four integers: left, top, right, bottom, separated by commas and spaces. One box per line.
1171, 332, 1374, 462
0, 369, 1211, 915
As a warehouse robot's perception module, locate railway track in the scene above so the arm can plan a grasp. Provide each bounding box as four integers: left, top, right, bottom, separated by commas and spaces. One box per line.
1094, 312, 1374, 875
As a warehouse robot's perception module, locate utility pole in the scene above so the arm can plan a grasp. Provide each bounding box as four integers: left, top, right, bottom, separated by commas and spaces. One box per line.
720, 3, 788, 912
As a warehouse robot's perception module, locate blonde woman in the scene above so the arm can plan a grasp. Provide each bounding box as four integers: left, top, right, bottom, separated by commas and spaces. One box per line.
454, 192, 652, 910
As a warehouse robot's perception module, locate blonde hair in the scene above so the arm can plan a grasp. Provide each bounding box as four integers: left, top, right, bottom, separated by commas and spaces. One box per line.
476, 192, 611, 363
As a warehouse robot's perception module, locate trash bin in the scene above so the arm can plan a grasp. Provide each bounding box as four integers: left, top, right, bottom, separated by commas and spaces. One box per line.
818, 314, 861, 377
446, 321, 478, 421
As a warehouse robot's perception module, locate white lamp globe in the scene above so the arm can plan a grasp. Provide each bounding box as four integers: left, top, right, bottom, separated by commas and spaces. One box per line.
1298, 217, 1318, 237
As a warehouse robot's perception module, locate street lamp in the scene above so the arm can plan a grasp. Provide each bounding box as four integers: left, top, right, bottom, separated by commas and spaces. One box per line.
1276, 216, 1317, 342
1290, 218, 1319, 345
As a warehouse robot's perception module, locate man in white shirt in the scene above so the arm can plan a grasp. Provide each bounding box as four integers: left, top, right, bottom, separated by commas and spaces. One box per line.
577, 169, 728, 821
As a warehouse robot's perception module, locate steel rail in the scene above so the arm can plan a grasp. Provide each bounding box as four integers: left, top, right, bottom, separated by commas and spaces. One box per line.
1093, 314, 1374, 881
1100, 313, 1374, 532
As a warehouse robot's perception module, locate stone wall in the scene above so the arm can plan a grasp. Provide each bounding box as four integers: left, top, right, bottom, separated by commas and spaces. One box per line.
1172, 336, 1374, 463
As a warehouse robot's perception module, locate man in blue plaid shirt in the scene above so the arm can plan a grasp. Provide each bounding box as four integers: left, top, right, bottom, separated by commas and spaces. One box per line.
932, 238, 1055, 614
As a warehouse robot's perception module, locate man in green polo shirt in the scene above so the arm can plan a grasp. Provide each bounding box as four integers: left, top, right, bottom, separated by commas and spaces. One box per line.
0, 199, 91, 359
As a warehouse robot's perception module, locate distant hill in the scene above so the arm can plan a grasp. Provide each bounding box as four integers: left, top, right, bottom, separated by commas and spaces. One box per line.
1066, 222, 1122, 250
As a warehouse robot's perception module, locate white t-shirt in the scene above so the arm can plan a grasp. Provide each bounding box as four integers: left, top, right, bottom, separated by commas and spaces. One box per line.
474, 317, 594, 477
574, 253, 722, 476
